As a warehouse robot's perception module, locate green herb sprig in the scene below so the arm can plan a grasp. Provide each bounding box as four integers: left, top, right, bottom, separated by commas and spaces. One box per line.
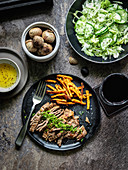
40, 110, 82, 133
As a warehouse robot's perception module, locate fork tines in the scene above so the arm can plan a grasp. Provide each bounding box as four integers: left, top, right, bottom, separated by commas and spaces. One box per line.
35, 81, 46, 98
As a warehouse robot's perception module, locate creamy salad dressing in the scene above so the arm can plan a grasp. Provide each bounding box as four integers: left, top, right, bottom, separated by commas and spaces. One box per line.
0, 63, 17, 88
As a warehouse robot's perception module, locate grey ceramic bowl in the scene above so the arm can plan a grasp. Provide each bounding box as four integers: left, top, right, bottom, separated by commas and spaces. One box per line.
21, 22, 60, 62
0, 58, 21, 93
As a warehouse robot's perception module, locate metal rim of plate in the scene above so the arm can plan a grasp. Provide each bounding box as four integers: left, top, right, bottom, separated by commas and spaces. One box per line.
65, 0, 128, 64
0, 47, 28, 99
21, 73, 101, 151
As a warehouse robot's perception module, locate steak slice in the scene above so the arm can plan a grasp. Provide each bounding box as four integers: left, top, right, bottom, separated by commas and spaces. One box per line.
60, 108, 74, 120
57, 136, 64, 147
50, 105, 60, 112
29, 102, 55, 132
77, 125, 87, 141
48, 132, 62, 142
36, 120, 49, 132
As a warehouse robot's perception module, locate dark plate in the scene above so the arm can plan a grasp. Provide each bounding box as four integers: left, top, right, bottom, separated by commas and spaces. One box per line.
65, 0, 128, 64
22, 73, 101, 151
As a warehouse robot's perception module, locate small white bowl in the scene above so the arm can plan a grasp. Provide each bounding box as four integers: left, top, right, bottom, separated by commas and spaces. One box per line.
21, 22, 60, 62
0, 58, 21, 93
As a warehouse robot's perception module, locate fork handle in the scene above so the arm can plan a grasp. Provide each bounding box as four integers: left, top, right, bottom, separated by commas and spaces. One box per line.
15, 104, 36, 147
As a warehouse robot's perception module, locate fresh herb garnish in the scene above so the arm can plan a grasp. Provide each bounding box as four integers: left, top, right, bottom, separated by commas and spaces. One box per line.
81, 138, 84, 142
32, 113, 36, 117
40, 110, 81, 133
79, 111, 84, 116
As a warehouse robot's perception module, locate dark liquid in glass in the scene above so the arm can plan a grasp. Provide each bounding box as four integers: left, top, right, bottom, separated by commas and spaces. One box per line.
102, 75, 128, 103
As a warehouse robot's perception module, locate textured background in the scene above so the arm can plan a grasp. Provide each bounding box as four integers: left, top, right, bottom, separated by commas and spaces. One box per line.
0, 0, 128, 170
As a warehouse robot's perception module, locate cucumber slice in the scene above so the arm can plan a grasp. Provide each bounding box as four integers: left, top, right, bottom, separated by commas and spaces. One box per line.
95, 26, 108, 36
97, 13, 106, 22
115, 9, 128, 24
75, 20, 85, 35
106, 4, 118, 11
101, 37, 113, 50
117, 5, 123, 10
94, 24, 104, 31
84, 23, 94, 39
100, 31, 113, 42
113, 34, 117, 42
110, 34, 117, 45
113, 12, 121, 23
118, 24, 128, 32
109, 23, 119, 34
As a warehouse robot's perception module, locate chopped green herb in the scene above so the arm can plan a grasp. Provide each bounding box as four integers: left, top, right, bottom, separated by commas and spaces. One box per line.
81, 138, 84, 142
32, 113, 35, 117
38, 109, 81, 133
79, 111, 84, 115
24, 116, 27, 119
77, 129, 82, 134
73, 127, 77, 131
23, 110, 26, 113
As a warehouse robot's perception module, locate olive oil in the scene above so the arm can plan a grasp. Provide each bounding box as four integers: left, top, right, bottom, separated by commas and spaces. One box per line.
0, 63, 17, 88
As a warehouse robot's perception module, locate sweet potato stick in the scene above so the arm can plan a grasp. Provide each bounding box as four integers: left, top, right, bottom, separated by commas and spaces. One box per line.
78, 86, 83, 90
80, 82, 84, 101
86, 90, 90, 110
61, 86, 69, 97
51, 98, 67, 102
55, 84, 62, 91
70, 87, 81, 99
46, 90, 66, 94
63, 94, 71, 101
56, 101, 75, 105
56, 78, 70, 97
63, 78, 73, 98
68, 81, 82, 99
72, 99, 86, 105
46, 74, 92, 107
46, 84, 56, 91
57, 74, 73, 81
51, 93, 65, 98
83, 93, 92, 99
45, 80, 57, 83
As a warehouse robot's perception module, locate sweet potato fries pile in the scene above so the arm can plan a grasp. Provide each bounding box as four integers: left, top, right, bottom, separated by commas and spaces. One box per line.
45, 74, 92, 109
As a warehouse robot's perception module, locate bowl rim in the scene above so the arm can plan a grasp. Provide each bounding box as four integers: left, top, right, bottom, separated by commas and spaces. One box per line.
65, 0, 128, 64
0, 58, 21, 93
21, 21, 60, 62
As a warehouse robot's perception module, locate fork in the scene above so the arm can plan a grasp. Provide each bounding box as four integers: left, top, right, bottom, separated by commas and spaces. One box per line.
15, 81, 46, 147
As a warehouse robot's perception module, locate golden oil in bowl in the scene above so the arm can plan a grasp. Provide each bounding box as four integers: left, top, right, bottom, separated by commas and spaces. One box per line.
0, 58, 21, 92
0, 63, 17, 88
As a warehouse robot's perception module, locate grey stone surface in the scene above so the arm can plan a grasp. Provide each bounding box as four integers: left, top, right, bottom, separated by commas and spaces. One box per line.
0, 0, 128, 170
